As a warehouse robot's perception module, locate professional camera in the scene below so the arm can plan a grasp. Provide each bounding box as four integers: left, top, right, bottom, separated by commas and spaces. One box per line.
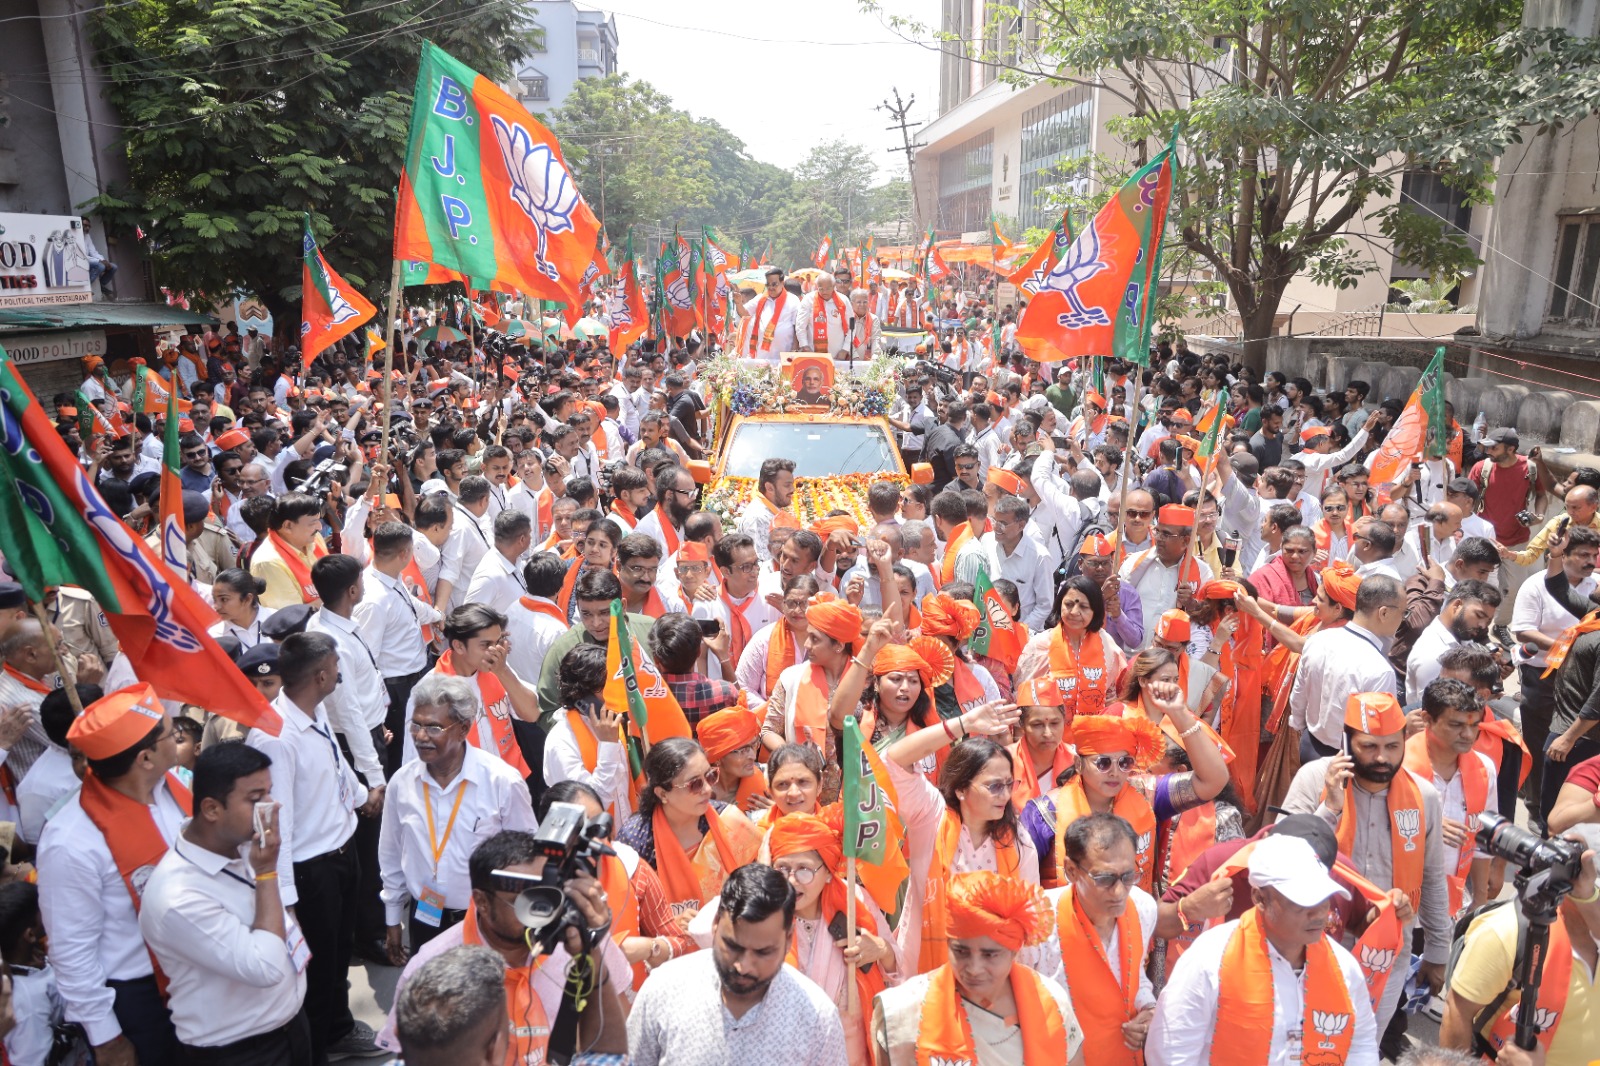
1477, 813, 1584, 917
297, 458, 347, 495
491, 802, 615, 956
914, 359, 959, 386
596, 459, 627, 496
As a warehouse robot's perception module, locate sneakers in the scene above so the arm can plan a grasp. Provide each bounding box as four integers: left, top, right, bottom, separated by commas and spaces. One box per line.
328, 1019, 385, 1060
1492, 623, 1515, 650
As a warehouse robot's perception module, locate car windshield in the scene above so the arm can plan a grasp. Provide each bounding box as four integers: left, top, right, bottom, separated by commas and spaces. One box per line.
723, 421, 898, 479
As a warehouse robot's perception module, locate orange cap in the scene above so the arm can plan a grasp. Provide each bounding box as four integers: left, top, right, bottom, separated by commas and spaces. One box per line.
1079, 532, 1115, 557
1157, 504, 1195, 527
986, 468, 1024, 495
68, 683, 166, 761
214, 428, 250, 451
1154, 609, 1191, 643
677, 541, 710, 563
1015, 676, 1064, 708
1344, 693, 1405, 737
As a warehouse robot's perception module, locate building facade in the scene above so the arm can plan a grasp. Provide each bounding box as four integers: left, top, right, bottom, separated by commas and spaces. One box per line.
505, 1, 619, 115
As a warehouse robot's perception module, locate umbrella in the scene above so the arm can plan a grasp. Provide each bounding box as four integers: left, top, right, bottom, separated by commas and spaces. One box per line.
788, 267, 825, 280
729, 268, 767, 288
416, 325, 469, 344
881, 267, 913, 280
500, 318, 536, 338
542, 316, 575, 342
574, 316, 609, 341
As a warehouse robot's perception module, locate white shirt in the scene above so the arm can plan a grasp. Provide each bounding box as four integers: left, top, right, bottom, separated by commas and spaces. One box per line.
504, 596, 571, 684
628, 948, 847, 1066
1511, 572, 1597, 669
308, 608, 388, 786
208, 605, 276, 651
16, 746, 78, 845
354, 568, 441, 679
378, 746, 537, 923
1298, 430, 1370, 498
1288, 623, 1398, 748
139, 833, 307, 1047
1416, 748, 1500, 863
794, 291, 850, 354
465, 547, 528, 615
971, 426, 1002, 480
246, 692, 368, 906
736, 621, 809, 700
1028, 885, 1158, 1009
37, 779, 188, 1045
1405, 616, 1459, 704
1354, 557, 1404, 581
505, 480, 550, 545
444, 505, 492, 611
742, 292, 801, 363
1146, 919, 1378, 1066
981, 531, 1054, 630
735, 498, 784, 563
1120, 551, 1214, 650
542, 710, 634, 823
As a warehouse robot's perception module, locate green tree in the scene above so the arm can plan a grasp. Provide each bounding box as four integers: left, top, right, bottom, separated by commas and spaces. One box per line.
89, 0, 538, 332
764, 139, 901, 266
881, 0, 1600, 357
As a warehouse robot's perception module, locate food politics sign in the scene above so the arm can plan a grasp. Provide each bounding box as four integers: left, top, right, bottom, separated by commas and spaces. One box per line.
0, 213, 95, 308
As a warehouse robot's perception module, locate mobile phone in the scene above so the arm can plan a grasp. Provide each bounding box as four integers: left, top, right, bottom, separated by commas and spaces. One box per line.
697, 618, 722, 638
1417, 524, 1431, 564
1559, 516, 1571, 537
253, 800, 273, 843
828, 913, 849, 943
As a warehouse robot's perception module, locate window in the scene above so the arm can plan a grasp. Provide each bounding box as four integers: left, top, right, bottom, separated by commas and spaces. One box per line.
1018, 87, 1093, 229
723, 421, 899, 479
937, 132, 993, 233
520, 76, 547, 102
1549, 216, 1600, 323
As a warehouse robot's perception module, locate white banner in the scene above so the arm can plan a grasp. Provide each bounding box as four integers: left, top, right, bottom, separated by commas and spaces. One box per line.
1, 330, 108, 364
0, 212, 96, 308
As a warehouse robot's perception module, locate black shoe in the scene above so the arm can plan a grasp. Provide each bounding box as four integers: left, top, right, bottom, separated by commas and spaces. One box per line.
1379, 1007, 1409, 1061
349, 938, 391, 965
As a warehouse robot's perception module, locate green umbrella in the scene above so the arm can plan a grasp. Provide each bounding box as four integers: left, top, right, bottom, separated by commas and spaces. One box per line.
501, 318, 536, 338
416, 324, 469, 344
574, 316, 608, 341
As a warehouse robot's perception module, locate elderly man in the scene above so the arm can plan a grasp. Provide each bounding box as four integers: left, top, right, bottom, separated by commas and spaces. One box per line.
1148, 834, 1378, 1066
873, 871, 1083, 1065
1120, 504, 1213, 648
735, 267, 799, 364
842, 286, 881, 363
795, 271, 850, 355
1510, 484, 1600, 566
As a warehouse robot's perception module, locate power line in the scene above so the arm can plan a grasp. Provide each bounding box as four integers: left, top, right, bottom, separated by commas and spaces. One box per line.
876, 88, 925, 225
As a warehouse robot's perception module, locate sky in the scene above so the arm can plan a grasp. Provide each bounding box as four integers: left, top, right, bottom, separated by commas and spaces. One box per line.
600, 0, 942, 182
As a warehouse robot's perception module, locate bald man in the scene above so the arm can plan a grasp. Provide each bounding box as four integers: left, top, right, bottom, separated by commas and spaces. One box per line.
795, 272, 850, 355
1509, 484, 1600, 566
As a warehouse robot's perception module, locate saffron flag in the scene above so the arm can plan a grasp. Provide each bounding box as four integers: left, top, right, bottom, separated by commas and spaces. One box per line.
657, 232, 697, 338
1370, 347, 1446, 501
0, 347, 281, 734
395, 42, 600, 320
988, 212, 1013, 262
969, 567, 1023, 675
841, 715, 912, 924
1016, 137, 1177, 366
919, 227, 950, 284
704, 226, 739, 273
602, 599, 691, 745
74, 390, 125, 440
609, 233, 649, 351
301, 216, 376, 368
813, 231, 834, 269
157, 385, 185, 574
739, 236, 754, 272
129, 364, 184, 416
1008, 211, 1073, 296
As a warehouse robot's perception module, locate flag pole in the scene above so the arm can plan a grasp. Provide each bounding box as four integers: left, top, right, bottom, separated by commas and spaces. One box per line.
1113, 366, 1141, 569
845, 853, 859, 1018
379, 260, 403, 459
30, 603, 84, 715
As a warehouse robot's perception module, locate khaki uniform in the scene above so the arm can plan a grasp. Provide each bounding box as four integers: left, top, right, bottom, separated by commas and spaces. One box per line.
46, 585, 119, 683
146, 522, 239, 586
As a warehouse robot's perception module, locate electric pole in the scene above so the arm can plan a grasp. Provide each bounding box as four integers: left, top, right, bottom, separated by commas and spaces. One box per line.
878, 88, 924, 231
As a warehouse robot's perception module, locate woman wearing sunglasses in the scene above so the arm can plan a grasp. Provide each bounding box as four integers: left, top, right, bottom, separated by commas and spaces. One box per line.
617, 736, 763, 931
880, 699, 1035, 976
1310, 486, 1354, 571
1021, 674, 1223, 895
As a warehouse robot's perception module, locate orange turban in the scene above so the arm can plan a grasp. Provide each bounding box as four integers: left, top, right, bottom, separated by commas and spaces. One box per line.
945, 871, 1052, 951
1320, 561, 1360, 611
1197, 580, 1244, 602
986, 468, 1024, 496
1072, 711, 1163, 767
919, 594, 980, 641
696, 705, 761, 764
68, 683, 166, 761
805, 600, 864, 645
873, 644, 933, 688
767, 812, 843, 872
1015, 677, 1064, 708
1345, 692, 1405, 737
810, 514, 860, 541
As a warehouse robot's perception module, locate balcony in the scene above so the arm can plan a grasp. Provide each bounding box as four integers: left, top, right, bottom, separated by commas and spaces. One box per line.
577, 48, 602, 65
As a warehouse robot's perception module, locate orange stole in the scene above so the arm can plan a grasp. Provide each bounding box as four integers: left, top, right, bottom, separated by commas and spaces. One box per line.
461, 905, 550, 1066
939, 522, 973, 585
436, 652, 531, 777
1485, 912, 1573, 1054
765, 622, 799, 696
1212, 908, 1356, 1066
1011, 741, 1074, 808
914, 962, 1069, 1066
918, 810, 1021, 973
1055, 888, 1142, 1066
1333, 766, 1425, 910
1402, 734, 1488, 915
1214, 619, 1265, 813
1050, 778, 1155, 892
597, 852, 646, 990
565, 709, 636, 817
1047, 627, 1110, 722
649, 803, 760, 917
265, 530, 326, 603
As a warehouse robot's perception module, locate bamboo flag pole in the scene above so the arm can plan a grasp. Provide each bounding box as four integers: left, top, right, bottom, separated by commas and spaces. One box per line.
1113, 366, 1142, 570
30, 603, 84, 715
379, 260, 403, 459
845, 854, 859, 1016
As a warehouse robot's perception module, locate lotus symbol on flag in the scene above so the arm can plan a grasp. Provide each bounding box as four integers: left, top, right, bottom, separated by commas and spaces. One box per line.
1358, 945, 1396, 974
490, 115, 580, 282
1531, 1007, 1559, 1031
1043, 224, 1111, 329
1311, 1011, 1350, 1038
928, 1058, 974, 1066
327, 287, 361, 326
665, 273, 692, 310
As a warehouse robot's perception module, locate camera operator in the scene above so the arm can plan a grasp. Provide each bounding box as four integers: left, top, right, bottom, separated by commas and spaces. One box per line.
1440, 834, 1600, 1064
378, 830, 631, 1062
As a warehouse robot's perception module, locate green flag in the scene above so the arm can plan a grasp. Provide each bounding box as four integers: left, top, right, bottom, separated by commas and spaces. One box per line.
1422, 346, 1448, 460
841, 715, 911, 923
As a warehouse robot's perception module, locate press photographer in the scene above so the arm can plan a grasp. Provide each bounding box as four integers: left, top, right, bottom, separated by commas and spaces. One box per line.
377, 827, 631, 1065
1440, 816, 1600, 1065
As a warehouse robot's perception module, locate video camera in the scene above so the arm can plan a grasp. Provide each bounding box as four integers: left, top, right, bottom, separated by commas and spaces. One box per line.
913, 359, 959, 386
490, 802, 615, 957
297, 458, 346, 496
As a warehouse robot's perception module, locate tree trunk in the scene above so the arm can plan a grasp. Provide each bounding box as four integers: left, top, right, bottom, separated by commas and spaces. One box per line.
258, 289, 296, 359
1236, 274, 1290, 372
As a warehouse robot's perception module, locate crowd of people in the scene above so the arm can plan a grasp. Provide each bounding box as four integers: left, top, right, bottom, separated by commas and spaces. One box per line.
2, 266, 1598, 1066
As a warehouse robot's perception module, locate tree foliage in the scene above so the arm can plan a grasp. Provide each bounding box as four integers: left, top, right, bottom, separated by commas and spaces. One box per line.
881, 0, 1600, 350
762, 139, 908, 267
89, 0, 539, 325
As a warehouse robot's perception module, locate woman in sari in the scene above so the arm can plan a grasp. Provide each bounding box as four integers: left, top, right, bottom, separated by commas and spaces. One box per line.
882, 700, 1038, 975
829, 618, 946, 768
698, 702, 772, 814
1248, 524, 1319, 622
1011, 677, 1074, 806
1016, 576, 1126, 721
1021, 673, 1227, 891
617, 736, 763, 929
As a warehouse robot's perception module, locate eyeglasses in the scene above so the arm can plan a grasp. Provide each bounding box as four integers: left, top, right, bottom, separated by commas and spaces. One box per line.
409, 720, 460, 739
1427, 513, 1448, 522
1088, 754, 1138, 773
622, 563, 660, 578
669, 768, 719, 795
1084, 869, 1143, 889
1154, 528, 1188, 540
970, 778, 1016, 798
1124, 509, 1153, 520
732, 561, 761, 574
1322, 505, 1347, 513
775, 863, 825, 886
668, 487, 697, 499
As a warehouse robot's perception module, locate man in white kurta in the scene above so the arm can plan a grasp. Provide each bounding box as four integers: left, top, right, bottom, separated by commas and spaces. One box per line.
738, 270, 799, 365
795, 274, 850, 355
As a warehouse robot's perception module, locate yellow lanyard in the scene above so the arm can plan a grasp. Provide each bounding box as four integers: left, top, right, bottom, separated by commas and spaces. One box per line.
423, 779, 469, 875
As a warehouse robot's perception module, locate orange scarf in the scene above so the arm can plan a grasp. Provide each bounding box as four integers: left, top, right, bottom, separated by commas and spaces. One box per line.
1, 665, 50, 695
947, 659, 987, 712
609, 500, 636, 529
1214, 620, 1265, 814
810, 291, 847, 351
1476, 716, 1532, 788
720, 587, 755, 667
732, 768, 771, 813
1011, 741, 1074, 807
653, 507, 681, 556
597, 853, 646, 990
784, 879, 885, 1054
436, 651, 531, 777
939, 522, 973, 586
1212, 908, 1356, 1066
554, 561, 585, 616
1333, 766, 1426, 910
520, 594, 568, 627
534, 485, 554, 541
1486, 913, 1573, 1054
919, 810, 1021, 973
1055, 889, 1142, 1066
1166, 803, 1219, 891
1051, 778, 1155, 892
266, 530, 326, 603
914, 962, 1069, 1066
650, 803, 737, 916
748, 291, 789, 356
565, 709, 636, 818
461, 904, 549, 1065
1403, 733, 1488, 915
766, 622, 799, 696
1046, 627, 1110, 722
791, 665, 832, 748
1543, 608, 1600, 677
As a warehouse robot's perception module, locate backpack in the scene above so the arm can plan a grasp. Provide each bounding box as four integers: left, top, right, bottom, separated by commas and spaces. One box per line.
1441, 897, 1526, 1058
1061, 498, 1111, 581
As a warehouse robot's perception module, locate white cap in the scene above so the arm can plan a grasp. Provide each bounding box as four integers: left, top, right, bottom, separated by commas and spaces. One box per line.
418, 478, 450, 497
1247, 835, 1350, 907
